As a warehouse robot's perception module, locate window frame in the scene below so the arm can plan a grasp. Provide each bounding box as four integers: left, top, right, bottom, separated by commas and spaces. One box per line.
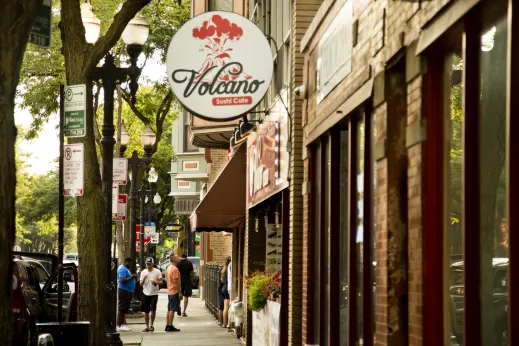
423, 1, 518, 345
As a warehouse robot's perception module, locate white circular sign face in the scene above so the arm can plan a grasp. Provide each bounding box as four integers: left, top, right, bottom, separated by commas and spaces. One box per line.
166, 11, 274, 121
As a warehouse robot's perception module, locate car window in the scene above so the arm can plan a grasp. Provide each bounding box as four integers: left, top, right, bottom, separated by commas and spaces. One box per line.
34, 266, 48, 284
188, 258, 200, 275
493, 269, 508, 293
25, 266, 37, 288
160, 263, 170, 271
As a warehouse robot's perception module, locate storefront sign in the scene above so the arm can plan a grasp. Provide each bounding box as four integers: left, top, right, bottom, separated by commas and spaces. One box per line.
252, 300, 281, 346
317, 0, 353, 104
247, 92, 289, 208
166, 11, 273, 121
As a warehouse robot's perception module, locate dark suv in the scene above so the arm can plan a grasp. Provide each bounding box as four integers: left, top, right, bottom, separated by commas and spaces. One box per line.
12, 255, 78, 346
450, 258, 508, 345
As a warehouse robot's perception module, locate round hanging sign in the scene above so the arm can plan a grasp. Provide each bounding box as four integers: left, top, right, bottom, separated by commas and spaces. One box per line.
166, 11, 273, 121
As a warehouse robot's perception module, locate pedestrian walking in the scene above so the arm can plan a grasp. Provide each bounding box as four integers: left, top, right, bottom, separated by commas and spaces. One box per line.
217, 256, 231, 328
140, 257, 162, 332
165, 254, 182, 332
176, 253, 194, 317
117, 257, 137, 332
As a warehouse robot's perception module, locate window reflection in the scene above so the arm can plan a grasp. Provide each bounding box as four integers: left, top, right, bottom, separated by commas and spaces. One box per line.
479, 15, 508, 346
444, 50, 465, 346
339, 130, 349, 346
357, 116, 365, 343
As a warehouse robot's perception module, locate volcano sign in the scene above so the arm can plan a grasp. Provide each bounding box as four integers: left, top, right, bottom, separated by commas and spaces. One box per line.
166, 11, 273, 121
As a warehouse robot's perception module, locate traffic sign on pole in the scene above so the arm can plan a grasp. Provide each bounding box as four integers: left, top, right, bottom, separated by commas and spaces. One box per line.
113, 158, 128, 185
112, 194, 127, 221
63, 143, 84, 196
64, 85, 86, 138
29, 0, 52, 47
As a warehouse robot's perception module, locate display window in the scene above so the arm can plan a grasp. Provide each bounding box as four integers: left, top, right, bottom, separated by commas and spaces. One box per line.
308, 109, 375, 346
424, 1, 515, 345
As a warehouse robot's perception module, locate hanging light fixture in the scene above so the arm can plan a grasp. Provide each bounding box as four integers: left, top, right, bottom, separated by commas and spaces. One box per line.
81, 1, 101, 44
240, 116, 256, 137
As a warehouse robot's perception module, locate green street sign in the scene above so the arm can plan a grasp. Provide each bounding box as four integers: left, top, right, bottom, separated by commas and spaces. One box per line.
64, 85, 86, 137
164, 238, 175, 248
30, 0, 52, 47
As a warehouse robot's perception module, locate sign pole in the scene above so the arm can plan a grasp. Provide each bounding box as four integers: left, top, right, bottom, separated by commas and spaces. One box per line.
58, 85, 64, 322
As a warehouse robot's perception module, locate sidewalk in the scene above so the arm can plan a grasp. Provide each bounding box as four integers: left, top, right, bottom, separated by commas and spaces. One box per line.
120, 290, 243, 346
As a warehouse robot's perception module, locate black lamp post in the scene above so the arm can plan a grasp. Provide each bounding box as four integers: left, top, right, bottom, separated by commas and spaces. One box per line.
82, 3, 149, 344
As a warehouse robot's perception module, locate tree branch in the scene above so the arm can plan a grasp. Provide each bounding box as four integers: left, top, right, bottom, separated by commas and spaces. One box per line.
93, 85, 102, 148
121, 90, 150, 125
86, 0, 152, 73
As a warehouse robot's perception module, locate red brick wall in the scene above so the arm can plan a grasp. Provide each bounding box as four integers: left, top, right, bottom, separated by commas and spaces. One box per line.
407, 76, 424, 346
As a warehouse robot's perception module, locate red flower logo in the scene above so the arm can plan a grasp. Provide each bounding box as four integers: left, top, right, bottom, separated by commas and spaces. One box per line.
192, 14, 252, 83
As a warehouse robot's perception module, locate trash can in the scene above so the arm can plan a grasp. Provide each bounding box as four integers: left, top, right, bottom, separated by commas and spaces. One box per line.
233, 301, 245, 339
37, 322, 89, 346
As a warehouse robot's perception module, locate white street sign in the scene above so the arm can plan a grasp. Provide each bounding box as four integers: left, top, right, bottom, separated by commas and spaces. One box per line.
112, 185, 119, 212
150, 233, 159, 244
144, 225, 157, 235
113, 158, 128, 185
63, 143, 84, 196
113, 194, 128, 221
64, 85, 86, 137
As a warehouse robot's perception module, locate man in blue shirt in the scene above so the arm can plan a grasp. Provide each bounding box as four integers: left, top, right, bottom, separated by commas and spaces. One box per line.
117, 257, 137, 332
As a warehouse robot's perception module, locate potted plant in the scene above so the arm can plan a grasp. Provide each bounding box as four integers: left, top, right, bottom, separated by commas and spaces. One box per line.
246, 271, 268, 311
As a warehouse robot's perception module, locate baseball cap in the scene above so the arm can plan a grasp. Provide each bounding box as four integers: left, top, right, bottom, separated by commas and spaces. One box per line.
146, 257, 154, 264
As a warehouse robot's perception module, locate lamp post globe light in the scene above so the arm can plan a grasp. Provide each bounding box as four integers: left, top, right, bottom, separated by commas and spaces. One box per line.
82, 4, 149, 344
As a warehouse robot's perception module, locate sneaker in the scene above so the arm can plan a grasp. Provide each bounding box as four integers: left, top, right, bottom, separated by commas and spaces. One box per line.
217, 323, 223, 328
182, 313, 188, 317
165, 325, 172, 332
170, 326, 181, 332
176, 309, 181, 317
117, 325, 131, 332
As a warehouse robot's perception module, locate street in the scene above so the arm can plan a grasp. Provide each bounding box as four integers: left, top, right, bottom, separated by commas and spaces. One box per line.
120, 290, 242, 346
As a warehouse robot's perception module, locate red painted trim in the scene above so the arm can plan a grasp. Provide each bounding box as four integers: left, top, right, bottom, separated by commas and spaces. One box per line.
507, 1, 518, 343
423, 48, 444, 346
463, 21, 482, 346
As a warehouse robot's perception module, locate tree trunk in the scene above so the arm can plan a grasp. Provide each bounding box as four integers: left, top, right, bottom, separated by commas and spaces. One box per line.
0, 1, 43, 344
59, 1, 152, 344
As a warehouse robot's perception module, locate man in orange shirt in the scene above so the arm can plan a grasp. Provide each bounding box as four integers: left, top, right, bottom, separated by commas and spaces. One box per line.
165, 254, 182, 332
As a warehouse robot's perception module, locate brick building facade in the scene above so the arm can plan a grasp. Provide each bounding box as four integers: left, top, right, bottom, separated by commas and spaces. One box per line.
180, 0, 519, 345
300, 0, 517, 346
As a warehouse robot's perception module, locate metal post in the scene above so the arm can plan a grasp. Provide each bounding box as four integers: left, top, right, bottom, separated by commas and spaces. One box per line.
129, 151, 140, 273
140, 194, 146, 270
58, 84, 65, 323
93, 54, 125, 346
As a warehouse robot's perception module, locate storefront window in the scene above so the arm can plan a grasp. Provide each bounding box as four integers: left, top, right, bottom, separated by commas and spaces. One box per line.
356, 116, 365, 343
339, 130, 349, 346
479, 14, 508, 346
444, 48, 465, 345
208, 0, 232, 11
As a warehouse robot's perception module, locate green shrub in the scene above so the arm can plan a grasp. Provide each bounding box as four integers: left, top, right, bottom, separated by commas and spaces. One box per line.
247, 274, 268, 311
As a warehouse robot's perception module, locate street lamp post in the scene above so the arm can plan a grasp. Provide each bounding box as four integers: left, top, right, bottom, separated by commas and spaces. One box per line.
82, 4, 149, 344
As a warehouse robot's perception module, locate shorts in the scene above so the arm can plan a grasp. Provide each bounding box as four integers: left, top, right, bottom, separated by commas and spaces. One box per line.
181, 282, 192, 297
141, 294, 158, 313
168, 294, 181, 312
118, 289, 132, 314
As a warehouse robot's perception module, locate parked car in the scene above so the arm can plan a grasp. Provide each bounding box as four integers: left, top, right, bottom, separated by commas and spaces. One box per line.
63, 253, 79, 266
158, 256, 200, 292
450, 258, 508, 345
11, 255, 78, 346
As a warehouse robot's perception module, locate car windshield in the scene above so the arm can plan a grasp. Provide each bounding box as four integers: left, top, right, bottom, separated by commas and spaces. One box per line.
188, 257, 200, 275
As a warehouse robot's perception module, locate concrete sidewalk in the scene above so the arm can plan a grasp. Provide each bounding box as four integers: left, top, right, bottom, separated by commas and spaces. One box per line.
120, 290, 242, 346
